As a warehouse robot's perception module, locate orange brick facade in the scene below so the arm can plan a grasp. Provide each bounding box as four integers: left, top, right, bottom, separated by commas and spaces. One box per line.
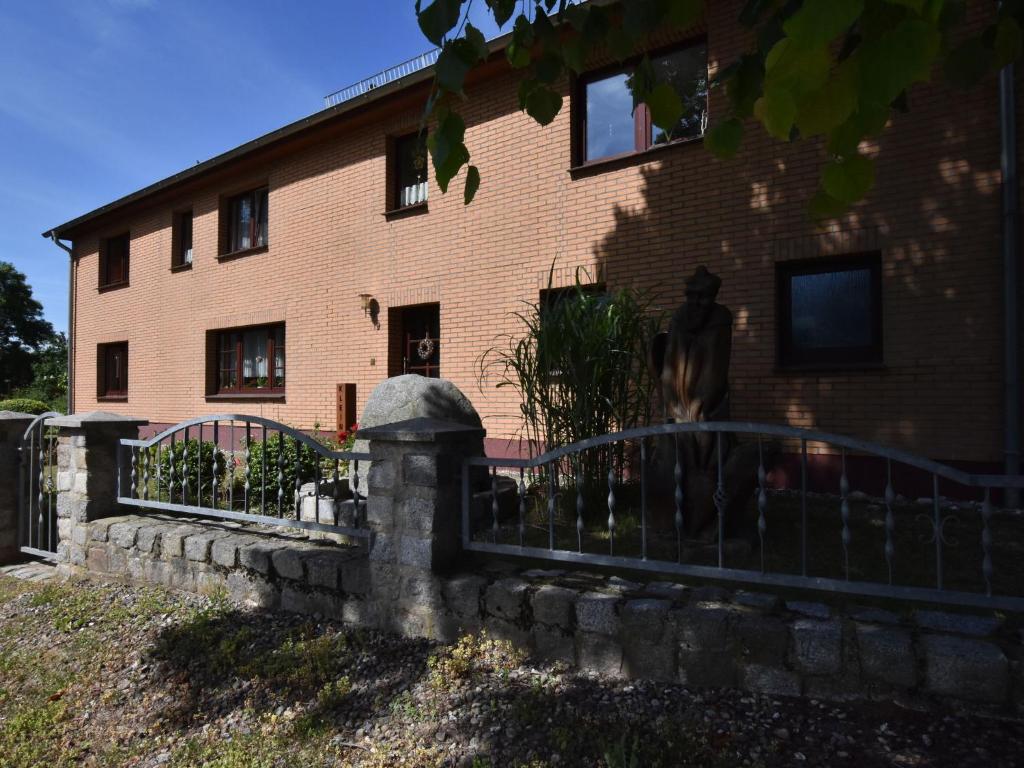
62, 3, 1016, 466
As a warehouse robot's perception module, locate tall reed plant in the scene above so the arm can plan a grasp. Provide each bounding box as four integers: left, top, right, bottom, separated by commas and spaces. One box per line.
482, 269, 658, 514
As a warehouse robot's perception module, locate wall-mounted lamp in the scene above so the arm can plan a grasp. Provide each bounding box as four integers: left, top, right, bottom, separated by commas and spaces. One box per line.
358, 293, 374, 316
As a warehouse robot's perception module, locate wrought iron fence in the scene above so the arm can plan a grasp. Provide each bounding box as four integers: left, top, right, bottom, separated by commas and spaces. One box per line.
19, 412, 62, 559
462, 422, 1024, 611
117, 415, 371, 539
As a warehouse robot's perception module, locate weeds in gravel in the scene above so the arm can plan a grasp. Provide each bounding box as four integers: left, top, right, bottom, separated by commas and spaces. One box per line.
427, 631, 527, 691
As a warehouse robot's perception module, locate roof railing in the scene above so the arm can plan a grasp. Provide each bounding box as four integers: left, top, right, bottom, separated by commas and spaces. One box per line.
324, 48, 440, 109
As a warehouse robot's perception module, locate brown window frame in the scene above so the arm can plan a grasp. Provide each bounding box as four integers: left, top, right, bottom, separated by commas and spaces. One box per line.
211, 323, 286, 396
776, 253, 884, 370
573, 38, 708, 167
171, 209, 194, 271
220, 186, 269, 257
99, 232, 130, 289
97, 342, 129, 400
388, 132, 429, 212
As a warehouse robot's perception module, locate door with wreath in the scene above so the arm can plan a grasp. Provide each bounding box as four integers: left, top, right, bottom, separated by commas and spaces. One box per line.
394, 303, 440, 378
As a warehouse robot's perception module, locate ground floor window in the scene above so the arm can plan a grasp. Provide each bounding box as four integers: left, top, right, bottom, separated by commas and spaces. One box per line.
97, 342, 128, 399
777, 253, 883, 368
214, 323, 285, 394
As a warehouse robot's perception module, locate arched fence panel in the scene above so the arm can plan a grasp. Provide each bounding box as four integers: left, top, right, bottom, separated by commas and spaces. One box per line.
117, 414, 371, 539
18, 412, 62, 559
462, 422, 1024, 611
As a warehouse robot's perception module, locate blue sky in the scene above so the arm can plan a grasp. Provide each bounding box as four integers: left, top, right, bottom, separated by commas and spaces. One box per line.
1, 0, 501, 334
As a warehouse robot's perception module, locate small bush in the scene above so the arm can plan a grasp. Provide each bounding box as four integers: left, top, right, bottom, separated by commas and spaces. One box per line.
0, 398, 52, 415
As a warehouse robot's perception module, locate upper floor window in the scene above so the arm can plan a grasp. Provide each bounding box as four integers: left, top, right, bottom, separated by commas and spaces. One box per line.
392, 133, 428, 210
577, 41, 708, 164
225, 187, 268, 254
213, 323, 285, 395
97, 342, 128, 399
172, 209, 193, 270
99, 233, 130, 289
777, 253, 883, 368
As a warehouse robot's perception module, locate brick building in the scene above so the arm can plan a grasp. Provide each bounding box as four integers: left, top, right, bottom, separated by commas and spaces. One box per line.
43, 2, 1020, 472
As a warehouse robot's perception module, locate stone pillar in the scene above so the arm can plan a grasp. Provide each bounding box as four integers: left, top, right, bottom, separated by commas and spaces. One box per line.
47, 412, 148, 565
0, 412, 37, 565
358, 417, 485, 638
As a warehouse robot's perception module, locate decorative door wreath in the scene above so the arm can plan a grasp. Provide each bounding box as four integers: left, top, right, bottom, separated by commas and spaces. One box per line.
416, 336, 435, 360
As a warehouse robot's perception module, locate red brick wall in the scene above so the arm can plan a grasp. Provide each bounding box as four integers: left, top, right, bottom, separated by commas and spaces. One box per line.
68, 2, 1012, 465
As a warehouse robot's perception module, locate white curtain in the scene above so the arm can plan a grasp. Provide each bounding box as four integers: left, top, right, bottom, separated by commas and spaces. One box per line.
242, 331, 268, 378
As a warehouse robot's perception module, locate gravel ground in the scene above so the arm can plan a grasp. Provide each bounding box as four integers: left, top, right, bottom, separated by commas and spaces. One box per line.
0, 572, 1022, 768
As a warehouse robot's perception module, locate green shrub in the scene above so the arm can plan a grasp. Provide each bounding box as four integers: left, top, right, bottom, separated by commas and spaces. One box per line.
0, 398, 53, 415
137, 439, 226, 505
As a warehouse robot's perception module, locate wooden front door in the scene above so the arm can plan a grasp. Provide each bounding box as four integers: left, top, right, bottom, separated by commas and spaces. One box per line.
395, 303, 440, 378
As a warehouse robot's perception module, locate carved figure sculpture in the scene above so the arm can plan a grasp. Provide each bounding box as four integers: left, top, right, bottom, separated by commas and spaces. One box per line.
650, 266, 760, 542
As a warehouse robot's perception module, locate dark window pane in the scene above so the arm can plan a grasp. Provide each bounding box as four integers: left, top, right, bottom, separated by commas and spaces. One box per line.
177, 211, 193, 266
395, 134, 428, 208
254, 188, 268, 247
651, 43, 708, 145
585, 72, 635, 161
790, 268, 873, 349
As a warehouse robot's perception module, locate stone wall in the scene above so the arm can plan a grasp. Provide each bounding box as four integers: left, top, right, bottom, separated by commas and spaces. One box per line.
60, 512, 1023, 713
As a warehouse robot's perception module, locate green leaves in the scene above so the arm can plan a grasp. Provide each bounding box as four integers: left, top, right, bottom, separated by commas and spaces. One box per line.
525, 86, 563, 125
646, 82, 685, 132
416, 0, 462, 46
485, 0, 515, 27
464, 165, 480, 204
705, 118, 743, 158
427, 107, 469, 193
823, 153, 875, 203
754, 90, 796, 140
783, 0, 864, 49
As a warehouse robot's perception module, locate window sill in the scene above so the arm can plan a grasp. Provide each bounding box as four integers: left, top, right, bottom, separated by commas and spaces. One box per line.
206, 392, 286, 401
383, 201, 428, 220
775, 361, 888, 375
217, 244, 268, 262
568, 135, 704, 179
98, 281, 129, 293
97, 395, 128, 402
170, 262, 193, 273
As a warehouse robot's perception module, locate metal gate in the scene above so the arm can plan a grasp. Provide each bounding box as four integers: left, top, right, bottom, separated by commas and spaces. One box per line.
18, 413, 61, 560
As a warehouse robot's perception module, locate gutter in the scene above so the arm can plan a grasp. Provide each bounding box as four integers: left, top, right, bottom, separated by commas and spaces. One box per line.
48, 234, 74, 415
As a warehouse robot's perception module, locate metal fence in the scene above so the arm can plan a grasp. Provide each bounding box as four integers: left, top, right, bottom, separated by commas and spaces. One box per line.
18, 412, 62, 560
324, 48, 440, 109
462, 422, 1024, 611
118, 415, 371, 540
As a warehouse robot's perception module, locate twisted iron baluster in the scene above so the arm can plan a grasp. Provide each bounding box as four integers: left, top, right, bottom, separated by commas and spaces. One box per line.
227, 421, 234, 511
352, 459, 361, 527
38, 435, 45, 543
518, 467, 526, 547
674, 436, 684, 563
277, 432, 285, 516
715, 432, 725, 568
640, 438, 648, 561
982, 488, 993, 597
884, 459, 895, 585
491, 466, 500, 543
548, 465, 556, 551
607, 464, 616, 556
840, 448, 850, 581
142, 446, 149, 502
575, 471, 585, 553
261, 424, 267, 513
933, 474, 943, 590
294, 438, 302, 519
333, 459, 341, 526
197, 425, 203, 506
168, 434, 176, 504
800, 438, 808, 577
155, 443, 162, 503
244, 424, 252, 513
182, 427, 190, 505
757, 435, 767, 574
130, 445, 137, 500
211, 422, 220, 509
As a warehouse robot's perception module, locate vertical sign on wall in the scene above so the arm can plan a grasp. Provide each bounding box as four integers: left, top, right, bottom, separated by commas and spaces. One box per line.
337, 383, 357, 434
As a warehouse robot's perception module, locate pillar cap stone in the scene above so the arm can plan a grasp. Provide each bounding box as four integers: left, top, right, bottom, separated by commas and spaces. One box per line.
45, 411, 149, 428
357, 417, 485, 443
0, 411, 39, 421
